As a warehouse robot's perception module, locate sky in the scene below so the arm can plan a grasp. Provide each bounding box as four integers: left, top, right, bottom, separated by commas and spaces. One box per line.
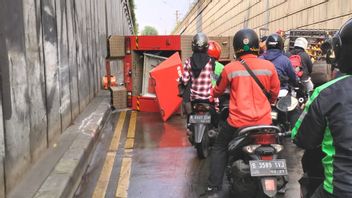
134, 0, 195, 35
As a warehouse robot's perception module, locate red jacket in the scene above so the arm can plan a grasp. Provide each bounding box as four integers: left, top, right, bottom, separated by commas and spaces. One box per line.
213, 54, 280, 128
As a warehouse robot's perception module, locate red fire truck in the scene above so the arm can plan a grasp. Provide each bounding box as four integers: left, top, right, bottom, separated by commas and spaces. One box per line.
104, 35, 233, 121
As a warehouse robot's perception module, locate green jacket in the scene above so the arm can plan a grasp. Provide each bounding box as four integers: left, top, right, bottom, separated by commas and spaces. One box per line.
211, 61, 224, 86
292, 75, 352, 197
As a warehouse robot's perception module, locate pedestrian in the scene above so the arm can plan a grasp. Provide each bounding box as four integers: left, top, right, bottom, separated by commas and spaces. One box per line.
292, 18, 352, 198
260, 33, 298, 90
203, 28, 280, 198
288, 37, 314, 93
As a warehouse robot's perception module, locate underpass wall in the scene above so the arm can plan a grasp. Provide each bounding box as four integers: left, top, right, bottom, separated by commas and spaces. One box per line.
173, 0, 352, 36
0, 0, 133, 195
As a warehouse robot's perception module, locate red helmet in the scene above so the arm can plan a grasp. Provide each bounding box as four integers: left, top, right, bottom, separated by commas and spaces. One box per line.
208, 40, 222, 60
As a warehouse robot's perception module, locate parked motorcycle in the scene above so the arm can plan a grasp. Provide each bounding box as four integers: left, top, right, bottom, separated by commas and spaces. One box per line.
188, 102, 217, 159
226, 125, 290, 198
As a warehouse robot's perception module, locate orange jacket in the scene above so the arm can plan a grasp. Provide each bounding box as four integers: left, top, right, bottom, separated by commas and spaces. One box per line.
213, 54, 280, 128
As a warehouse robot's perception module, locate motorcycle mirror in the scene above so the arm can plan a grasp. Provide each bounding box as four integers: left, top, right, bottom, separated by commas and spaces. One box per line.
276, 95, 299, 112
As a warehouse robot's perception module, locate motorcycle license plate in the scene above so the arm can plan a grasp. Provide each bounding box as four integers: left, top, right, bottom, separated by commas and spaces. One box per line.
249, 159, 288, 177
189, 115, 211, 124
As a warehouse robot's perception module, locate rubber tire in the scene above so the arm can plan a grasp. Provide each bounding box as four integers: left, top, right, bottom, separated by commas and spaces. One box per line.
195, 129, 209, 159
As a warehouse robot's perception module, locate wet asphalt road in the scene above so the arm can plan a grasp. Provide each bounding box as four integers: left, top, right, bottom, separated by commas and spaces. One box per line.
74, 111, 304, 198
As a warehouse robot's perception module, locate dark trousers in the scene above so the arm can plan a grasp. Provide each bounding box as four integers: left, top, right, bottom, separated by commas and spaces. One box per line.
208, 121, 237, 188
310, 184, 334, 198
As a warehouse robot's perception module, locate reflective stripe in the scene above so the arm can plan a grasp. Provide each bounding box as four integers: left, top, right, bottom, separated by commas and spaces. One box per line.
291, 75, 351, 138
227, 69, 272, 80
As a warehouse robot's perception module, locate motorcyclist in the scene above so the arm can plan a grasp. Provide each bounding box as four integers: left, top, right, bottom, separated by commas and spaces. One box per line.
207, 40, 226, 110
288, 37, 314, 93
292, 18, 352, 198
207, 40, 224, 87
260, 33, 298, 90
203, 29, 280, 197
181, 33, 217, 130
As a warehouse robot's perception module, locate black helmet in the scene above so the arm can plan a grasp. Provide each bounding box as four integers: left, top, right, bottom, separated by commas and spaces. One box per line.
233, 29, 259, 57
332, 18, 352, 74
266, 33, 284, 50
192, 32, 209, 53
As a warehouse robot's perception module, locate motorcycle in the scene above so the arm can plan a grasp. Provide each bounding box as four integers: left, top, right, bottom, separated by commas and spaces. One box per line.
271, 81, 307, 134
226, 125, 291, 198
188, 102, 217, 159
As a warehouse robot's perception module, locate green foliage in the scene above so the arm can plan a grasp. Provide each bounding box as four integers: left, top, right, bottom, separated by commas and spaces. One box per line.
141, 26, 159, 35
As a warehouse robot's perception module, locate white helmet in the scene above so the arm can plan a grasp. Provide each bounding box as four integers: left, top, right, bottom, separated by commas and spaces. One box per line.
294, 37, 308, 50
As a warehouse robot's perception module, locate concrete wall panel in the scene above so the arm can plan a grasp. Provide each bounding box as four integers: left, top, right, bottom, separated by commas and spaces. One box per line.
24, 0, 48, 162
2, 0, 32, 191
42, 0, 62, 144
0, 1, 8, 194
66, 0, 80, 119
0, 0, 133, 194
56, 0, 72, 132
174, 0, 351, 36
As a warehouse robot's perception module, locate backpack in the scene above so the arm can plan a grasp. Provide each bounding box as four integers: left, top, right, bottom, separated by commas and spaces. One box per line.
289, 54, 303, 77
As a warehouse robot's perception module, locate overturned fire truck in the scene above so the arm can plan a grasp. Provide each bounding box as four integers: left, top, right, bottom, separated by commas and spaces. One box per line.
104, 35, 234, 121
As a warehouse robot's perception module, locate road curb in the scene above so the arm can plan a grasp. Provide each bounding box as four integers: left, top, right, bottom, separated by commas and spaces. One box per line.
33, 94, 111, 198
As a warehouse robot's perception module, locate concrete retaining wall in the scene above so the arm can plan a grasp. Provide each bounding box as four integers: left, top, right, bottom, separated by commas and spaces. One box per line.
0, 0, 133, 195
173, 0, 352, 36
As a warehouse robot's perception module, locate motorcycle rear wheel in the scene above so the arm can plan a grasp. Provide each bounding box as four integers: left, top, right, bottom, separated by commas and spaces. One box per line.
195, 131, 209, 159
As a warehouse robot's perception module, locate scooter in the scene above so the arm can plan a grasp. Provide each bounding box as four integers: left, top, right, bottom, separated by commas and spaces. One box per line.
226, 125, 291, 198
188, 102, 216, 159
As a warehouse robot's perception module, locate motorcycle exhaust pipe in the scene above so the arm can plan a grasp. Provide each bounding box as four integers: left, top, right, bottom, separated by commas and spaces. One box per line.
208, 129, 218, 138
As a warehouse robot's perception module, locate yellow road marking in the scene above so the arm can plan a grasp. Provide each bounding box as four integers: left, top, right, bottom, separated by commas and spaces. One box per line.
124, 138, 135, 149
116, 111, 137, 198
115, 158, 132, 198
92, 153, 116, 198
93, 111, 126, 198
109, 111, 127, 151
127, 111, 137, 138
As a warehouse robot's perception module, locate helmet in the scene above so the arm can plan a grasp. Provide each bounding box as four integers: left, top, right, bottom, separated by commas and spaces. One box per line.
208, 40, 222, 60
192, 32, 209, 53
233, 29, 259, 57
294, 37, 308, 50
329, 18, 352, 73
266, 33, 284, 50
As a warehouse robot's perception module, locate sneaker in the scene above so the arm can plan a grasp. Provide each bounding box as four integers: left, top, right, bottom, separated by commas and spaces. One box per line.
200, 187, 220, 198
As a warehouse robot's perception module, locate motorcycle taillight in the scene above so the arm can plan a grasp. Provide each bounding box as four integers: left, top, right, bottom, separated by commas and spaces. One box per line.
252, 134, 276, 145
261, 155, 273, 160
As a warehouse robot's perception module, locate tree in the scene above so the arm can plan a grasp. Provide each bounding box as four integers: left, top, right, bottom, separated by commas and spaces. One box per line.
141, 26, 158, 35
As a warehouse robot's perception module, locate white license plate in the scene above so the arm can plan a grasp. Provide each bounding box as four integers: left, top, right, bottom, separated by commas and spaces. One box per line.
249, 159, 288, 177
189, 115, 211, 124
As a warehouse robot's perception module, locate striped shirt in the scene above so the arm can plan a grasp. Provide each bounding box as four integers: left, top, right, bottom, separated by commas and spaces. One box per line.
182, 58, 213, 101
